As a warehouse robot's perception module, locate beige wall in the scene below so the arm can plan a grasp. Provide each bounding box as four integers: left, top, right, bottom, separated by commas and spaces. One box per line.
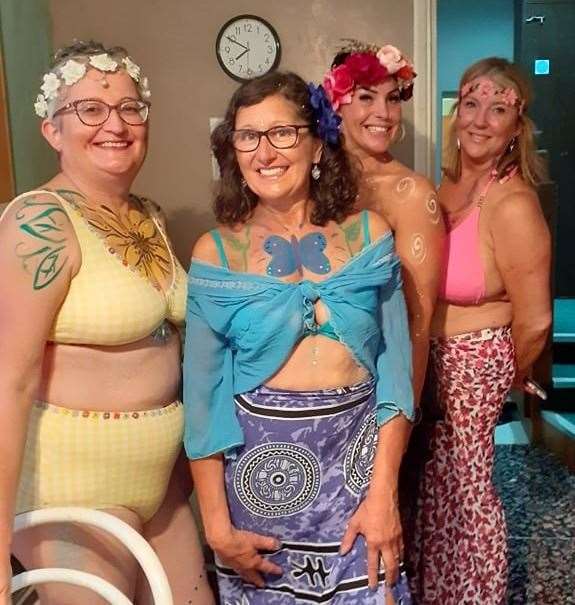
50, 0, 414, 264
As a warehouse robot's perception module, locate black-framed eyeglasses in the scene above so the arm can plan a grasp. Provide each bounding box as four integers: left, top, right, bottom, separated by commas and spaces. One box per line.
52, 98, 150, 126
231, 124, 310, 152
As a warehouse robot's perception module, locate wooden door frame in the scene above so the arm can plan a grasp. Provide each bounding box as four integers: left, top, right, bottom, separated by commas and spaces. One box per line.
413, 0, 437, 181
0, 42, 15, 204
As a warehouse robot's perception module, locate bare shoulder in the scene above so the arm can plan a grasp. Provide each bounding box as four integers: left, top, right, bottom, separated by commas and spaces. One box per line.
387, 167, 443, 233
191, 228, 222, 266
491, 180, 543, 225
0, 190, 77, 244
386, 163, 434, 199
0, 190, 79, 291
490, 180, 549, 258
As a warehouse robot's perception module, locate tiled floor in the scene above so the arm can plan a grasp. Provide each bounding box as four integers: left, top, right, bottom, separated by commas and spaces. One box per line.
495, 445, 575, 604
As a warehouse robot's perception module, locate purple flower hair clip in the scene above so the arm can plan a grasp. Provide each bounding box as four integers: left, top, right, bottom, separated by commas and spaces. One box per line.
308, 82, 342, 145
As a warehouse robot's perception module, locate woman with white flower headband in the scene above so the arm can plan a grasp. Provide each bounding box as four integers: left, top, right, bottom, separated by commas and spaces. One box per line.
409, 57, 551, 604
0, 41, 213, 604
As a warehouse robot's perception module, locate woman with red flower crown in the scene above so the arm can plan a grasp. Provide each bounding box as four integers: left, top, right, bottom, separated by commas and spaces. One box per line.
322, 40, 444, 596
324, 41, 444, 410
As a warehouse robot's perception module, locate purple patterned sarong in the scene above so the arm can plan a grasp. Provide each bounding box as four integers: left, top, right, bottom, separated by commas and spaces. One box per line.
217, 379, 389, 604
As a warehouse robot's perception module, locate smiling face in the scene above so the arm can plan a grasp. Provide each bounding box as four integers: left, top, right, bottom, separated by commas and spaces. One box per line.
234, 94, 322, 206
42, 68, 148, 184
338, 78, 402, 158
456, 76, 520, 165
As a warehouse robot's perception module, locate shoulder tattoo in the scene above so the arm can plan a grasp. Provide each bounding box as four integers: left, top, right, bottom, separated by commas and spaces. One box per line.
14, 197, 71, 290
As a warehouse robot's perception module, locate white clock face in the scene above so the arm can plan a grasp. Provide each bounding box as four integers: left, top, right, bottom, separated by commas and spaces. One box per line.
216, 16, 280, 81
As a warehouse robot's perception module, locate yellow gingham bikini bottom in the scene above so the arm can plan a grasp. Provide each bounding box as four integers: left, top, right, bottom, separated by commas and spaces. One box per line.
16, 400, 184, 523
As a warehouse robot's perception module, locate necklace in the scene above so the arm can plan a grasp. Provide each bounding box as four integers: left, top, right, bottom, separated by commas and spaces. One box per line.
257, 202, 308, 233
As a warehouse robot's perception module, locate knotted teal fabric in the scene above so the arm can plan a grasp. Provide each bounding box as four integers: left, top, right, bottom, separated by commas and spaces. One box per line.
183, 232, 414, 459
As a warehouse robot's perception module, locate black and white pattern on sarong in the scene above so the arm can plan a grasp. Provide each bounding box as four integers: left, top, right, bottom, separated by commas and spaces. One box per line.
234, 442, 321, 518
344, 411, 378, 496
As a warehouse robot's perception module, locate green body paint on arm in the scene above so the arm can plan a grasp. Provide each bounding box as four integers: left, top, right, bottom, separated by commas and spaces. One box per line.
14, 198, 71, 290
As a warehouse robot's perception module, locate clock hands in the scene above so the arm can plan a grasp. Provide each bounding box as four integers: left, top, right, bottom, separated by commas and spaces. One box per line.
226, 36, 248, 51
235, 48, 249, 61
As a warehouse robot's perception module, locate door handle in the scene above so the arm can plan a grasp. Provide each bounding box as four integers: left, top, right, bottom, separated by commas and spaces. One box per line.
525, 15, 545, 24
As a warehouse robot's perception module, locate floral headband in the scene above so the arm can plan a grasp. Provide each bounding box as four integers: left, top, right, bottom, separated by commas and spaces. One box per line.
34, 53, 151, 118
323, 39, 416, 111
459, 78, 524, 114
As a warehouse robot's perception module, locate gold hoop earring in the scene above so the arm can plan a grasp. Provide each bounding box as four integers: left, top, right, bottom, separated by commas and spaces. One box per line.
395, 122, 406, 144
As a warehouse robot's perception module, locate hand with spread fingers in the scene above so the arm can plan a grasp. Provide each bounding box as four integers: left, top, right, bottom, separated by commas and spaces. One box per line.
211, 527, 283, 588
340, 492, 403, 591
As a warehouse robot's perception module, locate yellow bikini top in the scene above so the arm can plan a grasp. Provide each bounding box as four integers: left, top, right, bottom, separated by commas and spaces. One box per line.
10, 190, 187, 346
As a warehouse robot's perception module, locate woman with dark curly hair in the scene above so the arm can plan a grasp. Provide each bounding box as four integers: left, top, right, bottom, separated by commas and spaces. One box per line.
325, 40, 445, 406
183, 71, 415, 603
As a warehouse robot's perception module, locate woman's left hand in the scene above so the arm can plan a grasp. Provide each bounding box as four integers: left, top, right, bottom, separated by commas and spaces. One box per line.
340, 491, 403, 590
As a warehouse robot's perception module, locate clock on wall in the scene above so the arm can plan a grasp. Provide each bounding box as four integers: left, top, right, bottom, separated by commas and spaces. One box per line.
215, 15, 281, 82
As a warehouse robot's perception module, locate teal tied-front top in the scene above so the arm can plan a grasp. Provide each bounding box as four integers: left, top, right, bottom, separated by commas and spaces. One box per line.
183, 231, 414, 460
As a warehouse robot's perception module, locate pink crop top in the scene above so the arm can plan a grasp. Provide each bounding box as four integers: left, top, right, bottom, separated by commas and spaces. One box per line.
439, 205, 486, 305
439, 167, 518, 306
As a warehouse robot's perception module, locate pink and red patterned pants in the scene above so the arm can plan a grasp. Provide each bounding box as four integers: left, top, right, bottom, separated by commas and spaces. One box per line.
410, 326, 515, 605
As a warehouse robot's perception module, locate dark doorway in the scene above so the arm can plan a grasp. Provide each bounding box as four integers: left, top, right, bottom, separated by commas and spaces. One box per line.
515, 0, 575, 296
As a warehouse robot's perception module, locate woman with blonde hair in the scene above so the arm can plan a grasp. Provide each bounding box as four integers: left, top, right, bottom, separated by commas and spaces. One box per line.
411, 57, 551, 604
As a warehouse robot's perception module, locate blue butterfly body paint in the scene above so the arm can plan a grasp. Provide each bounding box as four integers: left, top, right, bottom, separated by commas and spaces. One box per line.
264, 233, 331, 276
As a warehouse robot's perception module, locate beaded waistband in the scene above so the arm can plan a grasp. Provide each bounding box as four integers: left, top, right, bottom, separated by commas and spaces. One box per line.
31, 399, 182, 420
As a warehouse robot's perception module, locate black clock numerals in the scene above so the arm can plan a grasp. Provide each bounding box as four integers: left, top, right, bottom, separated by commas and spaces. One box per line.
217, 15, 280, 82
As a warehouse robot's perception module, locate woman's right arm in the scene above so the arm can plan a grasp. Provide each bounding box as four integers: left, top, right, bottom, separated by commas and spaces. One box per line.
189, 455, 281, 587
185, 233, 281, 587
0, 193, 78, 600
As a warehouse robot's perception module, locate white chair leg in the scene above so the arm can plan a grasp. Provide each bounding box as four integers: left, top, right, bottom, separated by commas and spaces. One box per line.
14, 508, 173, 605
12, 568, 132, 604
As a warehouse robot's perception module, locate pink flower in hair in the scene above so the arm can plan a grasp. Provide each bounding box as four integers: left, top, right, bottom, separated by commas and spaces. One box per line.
500, 87, 519, 107
478, 79, 496, 98
323, 64, 354, 110
376, 44, 407, 75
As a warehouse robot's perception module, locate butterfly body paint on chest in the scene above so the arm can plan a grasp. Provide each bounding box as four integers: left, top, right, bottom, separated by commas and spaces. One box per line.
263, 232, 331, 276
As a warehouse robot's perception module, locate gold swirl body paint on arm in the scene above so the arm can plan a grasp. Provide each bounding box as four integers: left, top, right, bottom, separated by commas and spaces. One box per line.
425, 192, 442, 225
395, 176, 417, 200
410, 233, 427, 265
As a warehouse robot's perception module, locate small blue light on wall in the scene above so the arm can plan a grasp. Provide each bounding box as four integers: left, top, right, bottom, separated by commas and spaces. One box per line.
534, 59, 550, 75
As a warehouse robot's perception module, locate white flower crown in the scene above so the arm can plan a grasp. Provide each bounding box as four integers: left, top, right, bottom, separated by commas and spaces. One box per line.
34, 53, 151, 118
